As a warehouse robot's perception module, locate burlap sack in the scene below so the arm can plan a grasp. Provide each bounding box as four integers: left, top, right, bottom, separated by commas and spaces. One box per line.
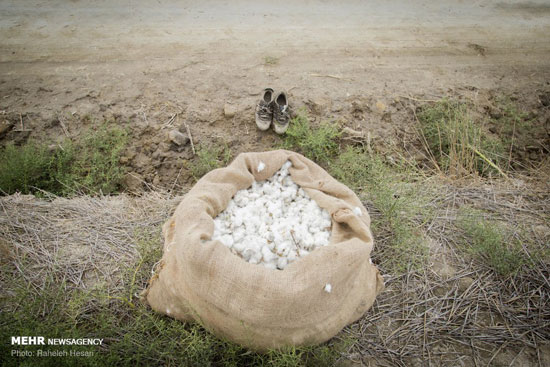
145, 150, 384, 350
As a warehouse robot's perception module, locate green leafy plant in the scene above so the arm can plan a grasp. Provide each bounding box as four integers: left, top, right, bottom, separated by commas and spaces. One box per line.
282, 112, 341, 164
0, 141, 54, 195
0, 123, 128, 197
264, 56, 280, 65
190, 143, 232, 180
68, 124, 128, 195
458, 211, 524, 276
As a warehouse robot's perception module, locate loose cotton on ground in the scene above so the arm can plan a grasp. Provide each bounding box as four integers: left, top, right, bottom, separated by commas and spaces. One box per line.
145, 150, 384, 350
212, 161, 332, 270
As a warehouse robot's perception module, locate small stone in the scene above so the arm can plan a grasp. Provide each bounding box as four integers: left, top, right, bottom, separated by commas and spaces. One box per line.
306, 97, 331, 115
433, 258, 456, 279
224, 103, 237, 118
540, 92, 550, 107
0, 120, 13, 137
124, 172, 143, 192
458, 277, 474, 292
375, 101, 386, 113
167, 130, 189, 146
489, 108, 502, 119
152, 175, 161, 186
324, 283, 332, 293
133, 153, 151, 168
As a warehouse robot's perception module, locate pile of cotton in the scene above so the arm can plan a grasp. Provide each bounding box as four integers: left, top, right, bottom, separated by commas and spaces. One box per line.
212, 161, 332, 270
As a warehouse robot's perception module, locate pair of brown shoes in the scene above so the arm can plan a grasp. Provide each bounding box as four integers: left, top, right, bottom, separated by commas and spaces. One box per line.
255, 88, 290, 134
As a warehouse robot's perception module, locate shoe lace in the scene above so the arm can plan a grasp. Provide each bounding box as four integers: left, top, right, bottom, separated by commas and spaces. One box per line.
274, 105, 289, 124
256, 103, 272, 120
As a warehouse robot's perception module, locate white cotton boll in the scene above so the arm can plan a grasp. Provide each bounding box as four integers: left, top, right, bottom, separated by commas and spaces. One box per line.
314, 232, 328, 247
242, 248, 253, 261
272, 231, 284, 245
298, 249, 309, 257
283, 176, 293, 187
256, 197, 268, 207
257, 161, 266, 173
324, 283, 332, 293
233, 214, 243, 227
261, 246, 277, 263
309, 224, 320, 234
220, 235, 234, 248
287, 250, 297, 261
233, 241, 245, 253
235, 196, 249, 208
283, 161, 292, 170
287, 186, 298, 198
226, 201, 237, 211
302, 235, 315, 250
275, 241, 291, 256
249, 192, 261, 201
233, 228, 245, 242
277, 257, 288, 270
262, 185, 274, 195
243, 246, 263, 262
353, 206, 362, 216
264, 262, 277, 270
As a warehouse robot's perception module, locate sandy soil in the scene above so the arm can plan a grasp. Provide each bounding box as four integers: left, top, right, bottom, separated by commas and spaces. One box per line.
1, 1, 549, 161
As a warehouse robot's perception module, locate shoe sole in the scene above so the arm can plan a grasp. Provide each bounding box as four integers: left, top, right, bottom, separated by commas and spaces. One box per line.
273, 122, 288, 134
255, 117, 271, 131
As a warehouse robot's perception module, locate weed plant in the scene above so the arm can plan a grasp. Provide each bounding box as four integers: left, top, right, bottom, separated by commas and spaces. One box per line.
0, 123, 127, 196
417, 100, 505, 176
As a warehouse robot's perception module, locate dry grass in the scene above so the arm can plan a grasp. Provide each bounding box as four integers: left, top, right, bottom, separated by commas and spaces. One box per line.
0, 192, 180, 300
0, 172, 548, 366
350, 175, 550, 366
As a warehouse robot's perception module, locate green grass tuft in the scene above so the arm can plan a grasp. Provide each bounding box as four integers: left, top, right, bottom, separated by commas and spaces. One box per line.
264, 56, 280, 65
0, 141, 55, 195
282, 111, 341, 164
0, 123, 128, 197
417, 100, 505, 176
330, 146, 430, 272
68, 123, 128, 195
190, 143, 232, 180
457, 210, 525, 276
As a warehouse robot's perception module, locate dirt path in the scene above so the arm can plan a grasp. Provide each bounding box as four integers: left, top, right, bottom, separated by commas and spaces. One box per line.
1, 0, 549, 114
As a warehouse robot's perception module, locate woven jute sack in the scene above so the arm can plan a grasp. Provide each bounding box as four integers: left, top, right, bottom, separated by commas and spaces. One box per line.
144, 150, 384, 350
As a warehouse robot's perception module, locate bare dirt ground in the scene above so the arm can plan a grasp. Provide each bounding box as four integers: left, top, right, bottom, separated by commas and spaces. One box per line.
1, 1, 550, 366
1, 0, 549, 188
